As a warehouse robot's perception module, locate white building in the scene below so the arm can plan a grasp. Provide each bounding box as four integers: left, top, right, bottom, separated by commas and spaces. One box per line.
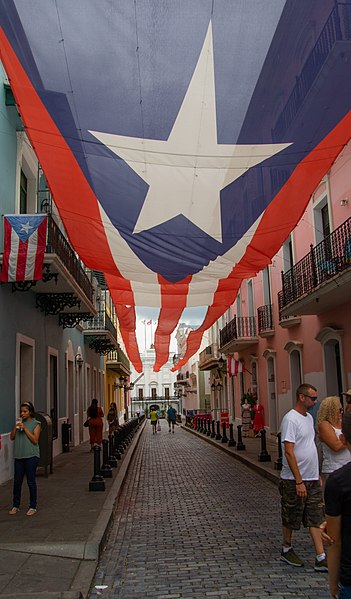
130, 348, 178, 416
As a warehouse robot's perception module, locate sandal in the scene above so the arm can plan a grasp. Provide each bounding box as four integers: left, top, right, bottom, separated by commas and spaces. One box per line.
26, 508, 37, 516
8, 507, 20, 515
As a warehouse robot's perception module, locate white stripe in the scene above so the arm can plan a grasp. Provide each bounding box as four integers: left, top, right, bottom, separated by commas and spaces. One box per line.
99, 201, 262, 307
25, 228, 39, 279
8, 228, 19, 281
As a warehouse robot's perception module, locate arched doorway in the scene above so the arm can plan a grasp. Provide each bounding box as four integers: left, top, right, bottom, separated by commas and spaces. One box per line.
263, 350, 277, 433
316, 327, 344, 399
284, 341, 303, 407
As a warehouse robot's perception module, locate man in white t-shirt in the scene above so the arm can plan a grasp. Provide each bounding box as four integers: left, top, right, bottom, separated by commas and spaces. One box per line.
279, 383, 327, 572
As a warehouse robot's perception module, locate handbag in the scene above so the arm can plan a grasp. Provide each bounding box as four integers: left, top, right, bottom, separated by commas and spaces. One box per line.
83, 418, 89, 428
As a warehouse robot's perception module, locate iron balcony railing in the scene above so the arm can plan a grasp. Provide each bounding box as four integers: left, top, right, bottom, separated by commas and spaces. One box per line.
83, 309, 117, 339
107, 346, 130, 370
280, 216, 351, 309
273, 2, 351, 142
46, 214, 93, 302
219, 315, 257, 347
199, 343, 219, 366
257, 304, 274, 333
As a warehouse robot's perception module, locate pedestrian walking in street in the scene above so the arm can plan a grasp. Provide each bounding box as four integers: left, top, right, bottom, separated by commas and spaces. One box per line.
150, 408, 158, 434
9, 401, 41, 516
107, 401, 118, 435
325, 411, 351, 598
317, 396, 351, 484
87, 398, 104, 450
279, 383, 327, 572
167, 405, 177, 433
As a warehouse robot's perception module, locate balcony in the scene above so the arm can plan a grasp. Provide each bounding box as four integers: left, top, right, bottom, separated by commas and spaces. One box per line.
257, 305, 275, 338
0, 213, 96, 327
106, 346, 131, 376
277, 291, 302, 328
280, 216, 351, 317
199, 343, 221, 370
219, 315, 258, 353
83, 309, 118, 354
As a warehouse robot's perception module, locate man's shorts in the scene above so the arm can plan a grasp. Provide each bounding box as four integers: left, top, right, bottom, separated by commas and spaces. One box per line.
279, 479, 324, 530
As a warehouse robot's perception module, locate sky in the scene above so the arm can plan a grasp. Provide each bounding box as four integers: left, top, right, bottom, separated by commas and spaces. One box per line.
135, 306, 207, 353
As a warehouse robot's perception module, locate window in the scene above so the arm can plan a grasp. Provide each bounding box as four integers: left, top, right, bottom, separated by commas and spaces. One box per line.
20, 170, 28, 214
247, 280, 254, 316
262, 267, 272, 306
165, 387, 170, 399
151, 388, 157, 399
282, 236, 294, 272
138, 388, 144, 399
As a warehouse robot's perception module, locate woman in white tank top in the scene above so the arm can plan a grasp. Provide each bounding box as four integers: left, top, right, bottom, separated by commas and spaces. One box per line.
317, 396, 351, 482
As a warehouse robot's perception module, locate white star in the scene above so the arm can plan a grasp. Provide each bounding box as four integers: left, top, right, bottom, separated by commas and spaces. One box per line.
90, 23, 291, 243
20, 221, 33, 234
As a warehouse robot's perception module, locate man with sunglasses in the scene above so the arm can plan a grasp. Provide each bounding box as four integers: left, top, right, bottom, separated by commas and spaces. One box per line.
279, 383, 327, 572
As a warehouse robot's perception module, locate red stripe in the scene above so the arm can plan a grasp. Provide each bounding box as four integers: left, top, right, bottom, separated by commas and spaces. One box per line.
33, 218, 47, 279
153, 275, 191, 371
16, 238, 28, 280
105, 273, 142, 372
0, 218, 11, 282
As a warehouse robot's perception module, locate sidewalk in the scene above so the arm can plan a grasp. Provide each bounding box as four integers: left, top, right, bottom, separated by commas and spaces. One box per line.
0, 421, 281, 599
0, 422, 146, 599
181, 423, 281, 485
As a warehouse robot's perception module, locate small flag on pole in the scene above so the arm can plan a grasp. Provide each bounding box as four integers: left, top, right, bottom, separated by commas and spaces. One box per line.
1, 214, 47, 282
228, 356, 246, 377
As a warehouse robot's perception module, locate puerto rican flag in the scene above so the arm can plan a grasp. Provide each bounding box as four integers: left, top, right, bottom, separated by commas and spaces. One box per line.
1, 1, 351, 371
228, 356, 246, 378
1, 215, 47, 282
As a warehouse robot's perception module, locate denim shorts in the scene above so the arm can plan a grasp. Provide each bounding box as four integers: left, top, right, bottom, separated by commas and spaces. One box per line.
279, 479, 324, 530
339, 584, 351, 598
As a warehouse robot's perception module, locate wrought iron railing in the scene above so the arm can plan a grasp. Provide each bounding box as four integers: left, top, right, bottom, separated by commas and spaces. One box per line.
257, 304, 274, 333
280, 216, 351, 308
107, 346, 130, 370
219, 315, 257, 347
46, 214, 93, 302
83, 309, 117, 339
273, 2, 351, 141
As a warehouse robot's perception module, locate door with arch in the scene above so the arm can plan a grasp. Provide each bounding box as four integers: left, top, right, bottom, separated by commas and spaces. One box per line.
290, 349, 302, 406
266, 356, 278, 433
324, 339, 342, 397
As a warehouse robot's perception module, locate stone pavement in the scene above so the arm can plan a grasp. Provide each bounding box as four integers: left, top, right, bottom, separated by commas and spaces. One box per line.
88, 422, 330, 599
0, 421, 145, 599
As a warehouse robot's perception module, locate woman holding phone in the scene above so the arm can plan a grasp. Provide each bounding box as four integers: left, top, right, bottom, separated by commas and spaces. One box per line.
9, 401, 41, 516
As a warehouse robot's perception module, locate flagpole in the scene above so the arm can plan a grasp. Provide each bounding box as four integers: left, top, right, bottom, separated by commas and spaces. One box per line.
150, 320, 153, 348
144, 321, 147, 351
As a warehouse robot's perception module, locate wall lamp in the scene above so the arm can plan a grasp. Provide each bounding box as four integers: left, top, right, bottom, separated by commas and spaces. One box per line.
75, 352, 84, 367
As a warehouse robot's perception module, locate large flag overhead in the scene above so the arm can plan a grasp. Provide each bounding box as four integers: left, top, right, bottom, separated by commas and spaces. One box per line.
1, 1, 351, 371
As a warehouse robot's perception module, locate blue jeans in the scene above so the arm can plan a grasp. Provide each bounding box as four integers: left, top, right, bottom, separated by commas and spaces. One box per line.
13, 456, 39, 509
339, 584, 351, 598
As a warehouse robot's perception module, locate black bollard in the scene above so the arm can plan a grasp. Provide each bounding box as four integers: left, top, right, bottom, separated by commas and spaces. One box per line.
113, 430, 122, 460
221, 421, 228, 443
89, 445, 105, 491
258, 429, 271, 462
202, 418, 207, 434
215, 420, 222, 441
108, 435, 118, 467
228, 423, 236, 447
274, 432, 283, 470
211, 419, 216, 438
206, 419, 211, 436
236, 425, 246, 451
100, 439, 113, 478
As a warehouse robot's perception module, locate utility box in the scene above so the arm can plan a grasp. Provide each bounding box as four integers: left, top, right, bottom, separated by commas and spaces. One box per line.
34, 411, 53, 477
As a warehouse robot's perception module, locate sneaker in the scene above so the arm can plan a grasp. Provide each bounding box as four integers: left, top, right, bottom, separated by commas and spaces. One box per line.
8, 507, 19, 515
314, 557, 328, 572
26, 508, 37, 516
280, 548, 304, 567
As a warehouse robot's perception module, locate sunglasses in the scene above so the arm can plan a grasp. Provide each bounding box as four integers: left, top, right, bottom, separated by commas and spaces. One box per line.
304, 394, 318, 401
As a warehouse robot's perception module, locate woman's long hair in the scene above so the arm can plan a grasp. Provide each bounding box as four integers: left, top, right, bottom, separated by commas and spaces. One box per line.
89, 398, 99, 418
317, 396, 342, 428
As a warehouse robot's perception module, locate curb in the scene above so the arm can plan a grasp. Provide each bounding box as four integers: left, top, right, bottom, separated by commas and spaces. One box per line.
182, 425, 280, 486
74, 420, 146, 598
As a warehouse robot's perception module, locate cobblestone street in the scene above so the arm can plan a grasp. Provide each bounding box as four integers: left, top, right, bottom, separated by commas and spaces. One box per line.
89, 424, 330, 599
